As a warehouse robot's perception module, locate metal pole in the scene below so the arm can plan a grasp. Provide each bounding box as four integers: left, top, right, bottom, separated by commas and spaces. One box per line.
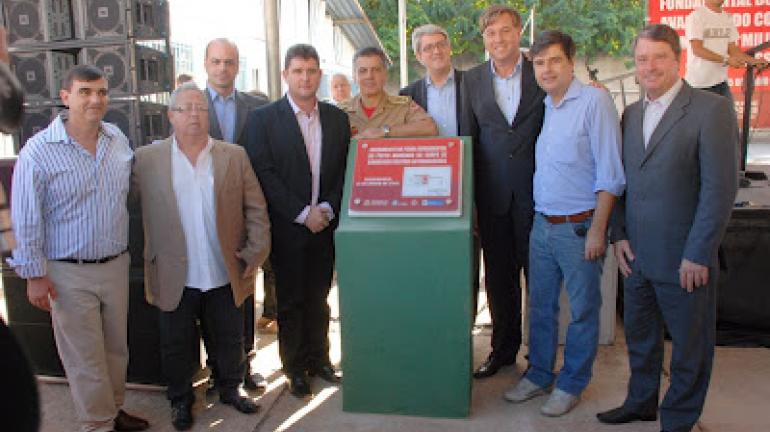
530, 6, 535, 46
741, 66, 754, 172
265, 0, 281, 100
398, 0, 407, 87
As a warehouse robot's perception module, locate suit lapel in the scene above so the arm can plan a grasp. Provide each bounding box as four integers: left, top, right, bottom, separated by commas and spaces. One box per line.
512, 59, 538, 129
418, 78, 428, 109
211, 140, 231, 197
319, 104, 335, 183
206, 89, 224, 140
278, 97, 312, 168
156, 138, 182, 223
480, 61, 510, 126
641, 84, 691, 166
234, 91, 249, 144
454, 70, 463, 128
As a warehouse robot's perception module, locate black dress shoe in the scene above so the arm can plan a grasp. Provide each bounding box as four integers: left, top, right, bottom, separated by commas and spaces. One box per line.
220, 392, 260, 414
309, 365, 341, 384
473, 354, 516, 379
596, 405, 658, 424
113, 409, 149, 431
171, 402, 193, 431
287, 372, 312, 398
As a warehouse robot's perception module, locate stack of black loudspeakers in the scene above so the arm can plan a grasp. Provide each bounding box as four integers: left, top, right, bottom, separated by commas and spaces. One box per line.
2, 0, 172, 384
4, 0, 172, 151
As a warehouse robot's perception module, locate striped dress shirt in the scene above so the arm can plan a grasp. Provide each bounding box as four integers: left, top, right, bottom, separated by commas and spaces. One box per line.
8, 113, 133, 279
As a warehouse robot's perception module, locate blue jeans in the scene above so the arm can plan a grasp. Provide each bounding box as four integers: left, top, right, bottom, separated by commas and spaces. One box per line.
524, 213, 604, 395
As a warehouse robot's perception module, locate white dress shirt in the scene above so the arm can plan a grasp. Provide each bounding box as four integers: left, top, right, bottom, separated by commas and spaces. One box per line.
643, 79, 684, 148
172, 137, 229, 290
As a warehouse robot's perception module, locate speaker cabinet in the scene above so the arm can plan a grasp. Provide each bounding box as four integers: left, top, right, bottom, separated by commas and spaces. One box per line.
104, 100, 169, 148
130, 0, 169, 39
81, 0, 126, 39
3, 266, 165, 384
11, 50, 77, 101
4, 0, 75, 45
81, 0, 168, 40
14, 105, 60, 152
81, 44, 172, 95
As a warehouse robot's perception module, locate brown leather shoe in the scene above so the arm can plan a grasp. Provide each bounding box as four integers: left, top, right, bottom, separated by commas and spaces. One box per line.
114, 409, 149, 431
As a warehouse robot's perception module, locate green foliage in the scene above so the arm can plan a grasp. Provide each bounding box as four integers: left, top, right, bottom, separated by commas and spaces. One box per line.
525, 0, 645, 65
361, 0, 644, 81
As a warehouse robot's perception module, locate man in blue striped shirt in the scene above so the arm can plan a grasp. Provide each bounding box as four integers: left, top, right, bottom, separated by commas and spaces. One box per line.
503, 31, 625, 416
8, 65, 148, 432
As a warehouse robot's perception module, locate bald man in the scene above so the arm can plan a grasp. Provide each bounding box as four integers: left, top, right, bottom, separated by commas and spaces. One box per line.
203, 38, 269, 392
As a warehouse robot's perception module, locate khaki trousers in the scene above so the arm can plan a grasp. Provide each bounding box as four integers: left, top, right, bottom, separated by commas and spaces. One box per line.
48, 253, 130, 432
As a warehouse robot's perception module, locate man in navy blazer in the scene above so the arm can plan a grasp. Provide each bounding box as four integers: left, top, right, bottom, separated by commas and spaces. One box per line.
245, 44, 350, 399
204, 37, 269, 391
597, 24, 738, 432
460, 5, 546, 379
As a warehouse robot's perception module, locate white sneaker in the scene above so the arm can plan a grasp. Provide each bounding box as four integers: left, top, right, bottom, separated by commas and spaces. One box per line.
503, 377, 548, 403
540, 388, 579, 417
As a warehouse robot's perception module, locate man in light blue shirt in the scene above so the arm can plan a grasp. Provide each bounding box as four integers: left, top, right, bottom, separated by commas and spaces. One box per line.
399, 24, 462, 137
503, 31, 625, 417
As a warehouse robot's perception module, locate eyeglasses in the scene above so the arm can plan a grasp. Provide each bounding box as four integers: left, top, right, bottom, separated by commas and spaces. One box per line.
421, 40, 449, 53
170, 105, 209, 114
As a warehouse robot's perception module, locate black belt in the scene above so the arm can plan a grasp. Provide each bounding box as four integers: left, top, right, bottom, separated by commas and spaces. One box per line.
55, 250, 127, 265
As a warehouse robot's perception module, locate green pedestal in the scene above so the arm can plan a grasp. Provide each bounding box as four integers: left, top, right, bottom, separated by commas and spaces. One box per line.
335, 137, 473, 418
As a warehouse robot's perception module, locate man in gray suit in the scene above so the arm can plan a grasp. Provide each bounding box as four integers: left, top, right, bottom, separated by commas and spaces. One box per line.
597, 24, 738, 432
203, 37, 270, 391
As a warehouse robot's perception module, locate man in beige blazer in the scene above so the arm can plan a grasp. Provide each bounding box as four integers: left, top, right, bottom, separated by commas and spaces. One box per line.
132, 82, 270, 431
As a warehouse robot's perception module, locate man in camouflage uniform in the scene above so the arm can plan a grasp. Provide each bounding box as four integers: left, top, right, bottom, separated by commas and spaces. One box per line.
339, 47, 437, 138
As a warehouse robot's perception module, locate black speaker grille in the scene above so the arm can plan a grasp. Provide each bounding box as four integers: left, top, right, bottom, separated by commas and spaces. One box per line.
7, 1, 43, 43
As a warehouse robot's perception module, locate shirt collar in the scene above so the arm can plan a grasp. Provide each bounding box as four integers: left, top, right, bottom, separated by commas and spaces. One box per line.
207, 84, 236, 102
645, 78, 683, 107
172, 135, 214, 161
287, 92, 319, 118
51, 111, 112, 145
426, 69, 455, 88
544, 77, 582, 109
490, 52, 523, 79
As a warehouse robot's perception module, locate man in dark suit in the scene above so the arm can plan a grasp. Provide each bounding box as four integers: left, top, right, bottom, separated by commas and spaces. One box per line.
597, 24, 738, 432
399, 23, 483, 319
460, 4, 546, 379
203, 37, 270, 391
245, 44, 350, 399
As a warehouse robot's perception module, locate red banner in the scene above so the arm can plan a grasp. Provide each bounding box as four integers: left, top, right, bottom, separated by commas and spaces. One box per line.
349, 138, 463, 217
647, 1, 770, 128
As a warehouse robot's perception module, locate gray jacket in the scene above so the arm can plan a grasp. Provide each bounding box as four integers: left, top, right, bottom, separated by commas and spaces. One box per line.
611, 82, 738, 284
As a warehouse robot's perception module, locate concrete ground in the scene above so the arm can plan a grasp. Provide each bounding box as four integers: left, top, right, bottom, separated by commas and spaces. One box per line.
22, 280, 770, 432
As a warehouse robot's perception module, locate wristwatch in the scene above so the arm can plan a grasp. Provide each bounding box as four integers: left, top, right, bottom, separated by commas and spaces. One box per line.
381, 124, 391, 137
723, 55, 729, 66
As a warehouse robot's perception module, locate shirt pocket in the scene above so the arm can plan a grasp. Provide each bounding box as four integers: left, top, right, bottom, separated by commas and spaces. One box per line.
550, 132, 589, 165
104, 151, 133, 205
